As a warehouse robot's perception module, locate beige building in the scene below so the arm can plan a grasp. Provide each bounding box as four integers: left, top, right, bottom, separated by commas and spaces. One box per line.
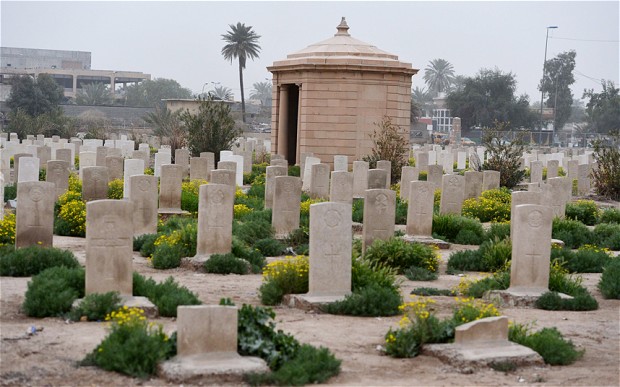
268, 18, 418, 165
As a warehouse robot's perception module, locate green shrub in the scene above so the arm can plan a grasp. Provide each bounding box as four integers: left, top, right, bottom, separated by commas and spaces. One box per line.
0, 212, 16, 246
284, 227, 309, 254
204, 253, 250, 274
483, 222, 511, 241
132, 273, 201, 317
69, 291, 122, 321
363, 237, 439, 274
593, 223, 620, 250
410, 287, 456, 296
323, 283, 402, 316
255, 238, 284, 257
288, 165, 301, 177
107, 179, 124, 199
180, 190, 199, 213
54, 198, 86, 237
395, 197, 408, 225
231, 238, 266, 273
246, 183, 265, 199
461, 270, 511, 298
447, 249, 483, 273
551, 246, 612, 273
509, 324, 584, 365
152, 243, 183, 269
22, 267, 85, 317
404, 266, 438, 281
447, 238, 511, 273
565, 200, 600, 225
259, 255, 308, 305
133, 233, 158, 252
352, 199, 364, 223
0, 246, 80, 276
598, 208, 620, 224
552, 218, 595, 249
461, 188, 512, 222
4, 183, 17, 201
233, 218, 274, 245
82, 307, 175, 378
139, 234, 159, 257
535, 290, 598, 311
598, 258, 620, 299
432, 214, 484, 245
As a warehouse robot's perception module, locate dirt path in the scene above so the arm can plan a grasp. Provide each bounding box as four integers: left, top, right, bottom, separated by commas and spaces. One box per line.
1, 236, 619, 386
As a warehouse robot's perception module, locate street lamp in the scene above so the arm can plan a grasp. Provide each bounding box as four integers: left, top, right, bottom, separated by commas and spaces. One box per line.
201, 81, 220, 97
540, 25, 558, 133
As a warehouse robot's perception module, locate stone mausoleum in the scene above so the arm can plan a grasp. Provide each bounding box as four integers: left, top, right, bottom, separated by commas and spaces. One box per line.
268, 17, 418, 166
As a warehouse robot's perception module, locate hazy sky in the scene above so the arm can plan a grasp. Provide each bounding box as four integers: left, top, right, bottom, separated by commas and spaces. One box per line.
2, 1, 618, 103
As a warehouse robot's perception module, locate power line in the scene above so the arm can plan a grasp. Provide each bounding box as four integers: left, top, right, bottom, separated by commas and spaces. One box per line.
575, 70, 604, 85
550, 36, 619, 43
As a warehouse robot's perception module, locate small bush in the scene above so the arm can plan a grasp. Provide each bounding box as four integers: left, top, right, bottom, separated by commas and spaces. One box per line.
83, 307, 175, 378
509, 324, 584, 365
152, 243, 183, 269
363, 237, 439, 274
204, 253, 250, 274
551, 245, 612, 273
352, 198, 364, 223
483, 222, 511, 241
259, 255, 309, 305
133, 233, 158, 252
552, 218, 595, 249
139, 234, 159, 257
22, 267, 85, 317
461, 188, 511, 222
535, 290, 598, 311
598, 208, 620, 224
69, 291, 122, 321
565, 200, 599, 225
404, 266, 438, 281
593, 223, 620, 250
132, 273, 201, 317
452, 296, 500, 324
598, 258, 620, 299
432, 214, 484, 245
180, 190, 199, 214
447, 249, 483, 273
447, 238, 511, 273
410, 287, 456, 296
4, 183, 17, 201
323, 283, 402, 317
0, 246, 80, 276
231, 238, 266, 273
107, 179, 124, 199
255, 238, 285, 257
246, 183, 265, 199
233, 218, 274, 245
0, 212, 16, 246
460, 270, 511, 298
55, 198, 86, 237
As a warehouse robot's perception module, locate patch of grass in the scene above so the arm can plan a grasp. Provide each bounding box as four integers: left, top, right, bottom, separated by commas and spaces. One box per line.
410, 287, 456, 296
404, 266, 439, 281
0, 245, 80, 276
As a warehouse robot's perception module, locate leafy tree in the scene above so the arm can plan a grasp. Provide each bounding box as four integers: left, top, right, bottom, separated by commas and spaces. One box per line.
180, 96, 241, 162
570, 98, 587, 123
423, 58, 455, 96
6, 108, 75, 139
6, 74, 64, 116
250, 81, 272, 107
221, 22, 261, 123
591, 133, 620, 200
583, 80, 620, 134
411, 86, 433, 117
143, 106, 186, 160
125, 78, 192, 107
362, 116, 408, 184
210, 85, 234, 101
446, 68, 537, 130
539, 51, 576, 131
75, 83, 113, 106
481, 121, 527, 189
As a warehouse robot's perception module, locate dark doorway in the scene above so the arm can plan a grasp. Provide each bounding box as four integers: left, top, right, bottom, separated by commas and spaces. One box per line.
285, 84, 299, 164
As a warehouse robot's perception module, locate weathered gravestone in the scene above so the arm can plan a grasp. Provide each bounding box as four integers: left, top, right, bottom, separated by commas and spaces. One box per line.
464, 170, 483, 200
309, 163, 330, 200
123, 159, 145, 199
210, 169, 236, 188
46, 160, 70, 200
376, 160, 391, 187
427, 164, 443, 192
510, 191, 541, 240
329, 171, 353, 204
190, 157, 210, 182
367, 169, 388, 189
400, 166, 419, 202
352, 160, 369, 197
482, 170, 500, 191
272, 176, 302, 238
129, 175, 158, 236
362, 189, 395, 252
439, 174, 465, 215
105, 156, 124, 183
194, 184, 234, 260
546, 159, 559, 179
333, 155, 348, 172
82, 166, 109, 202
530, 161, 543, 185
406, 181, 434, 237
265, 166, 287, 209
17, 156, 40, 183
159, 164, 184, 212
15, 181, 55, 248
577, 163, 591, 195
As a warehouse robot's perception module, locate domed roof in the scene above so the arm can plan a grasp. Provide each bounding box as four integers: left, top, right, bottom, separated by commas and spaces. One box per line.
269, 17, 416, 74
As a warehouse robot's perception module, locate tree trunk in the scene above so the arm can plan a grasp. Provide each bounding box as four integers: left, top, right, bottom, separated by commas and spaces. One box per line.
239, 60, 246, 123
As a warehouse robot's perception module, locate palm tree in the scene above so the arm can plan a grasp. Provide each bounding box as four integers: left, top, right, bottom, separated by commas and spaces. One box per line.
221, 22, 261, 123
143, 106, 186, 161
250, 81, 272, 107
75, 82, 113, 105
210, 85, 234, 101
423, 59, 456, 96
411, 86, 433, 117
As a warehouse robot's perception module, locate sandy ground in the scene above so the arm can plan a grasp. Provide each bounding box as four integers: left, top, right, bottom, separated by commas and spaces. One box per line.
1, 235, 619, 387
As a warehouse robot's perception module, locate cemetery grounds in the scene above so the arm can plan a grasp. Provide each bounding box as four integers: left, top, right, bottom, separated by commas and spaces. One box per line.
1, 234, 619, 386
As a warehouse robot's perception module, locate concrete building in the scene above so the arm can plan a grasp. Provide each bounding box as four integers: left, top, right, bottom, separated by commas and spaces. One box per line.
268, 18, 418, 166
0, 47, 150, 103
